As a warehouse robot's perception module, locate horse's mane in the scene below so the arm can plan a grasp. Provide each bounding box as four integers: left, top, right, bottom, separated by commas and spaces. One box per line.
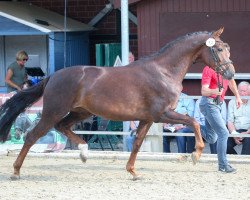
140, 31, 212, 61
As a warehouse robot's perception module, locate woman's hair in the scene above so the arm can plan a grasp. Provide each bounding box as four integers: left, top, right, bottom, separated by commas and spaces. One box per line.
16, 50, 28, 61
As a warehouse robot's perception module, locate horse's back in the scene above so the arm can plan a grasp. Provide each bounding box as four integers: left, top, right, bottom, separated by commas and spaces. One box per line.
42, 64, 180, 121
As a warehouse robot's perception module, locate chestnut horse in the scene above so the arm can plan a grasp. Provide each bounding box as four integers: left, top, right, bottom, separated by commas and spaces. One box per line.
0, 28, 235, 180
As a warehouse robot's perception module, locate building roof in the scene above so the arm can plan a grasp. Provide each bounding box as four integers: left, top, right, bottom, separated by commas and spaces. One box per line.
0, 2, 93, 33
113, 0, 141, 8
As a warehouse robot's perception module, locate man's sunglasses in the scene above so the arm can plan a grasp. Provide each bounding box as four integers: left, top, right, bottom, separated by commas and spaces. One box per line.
22, 58, 28, 61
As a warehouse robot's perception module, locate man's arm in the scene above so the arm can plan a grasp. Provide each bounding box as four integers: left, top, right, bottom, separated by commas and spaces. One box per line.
221, 101, 227, 124
130, 121, 137, 130
228, 79, 242, 108
201, 84, 223, 96
227, 100, 236, 133
194, 100, 204, 125
186, 98, 195, 117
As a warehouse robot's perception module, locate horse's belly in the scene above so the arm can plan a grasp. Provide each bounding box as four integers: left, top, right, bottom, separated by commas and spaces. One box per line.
83, 100, 150, 121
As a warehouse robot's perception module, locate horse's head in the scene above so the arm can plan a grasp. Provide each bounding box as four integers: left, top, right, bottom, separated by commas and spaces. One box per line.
200, 27, 235, 80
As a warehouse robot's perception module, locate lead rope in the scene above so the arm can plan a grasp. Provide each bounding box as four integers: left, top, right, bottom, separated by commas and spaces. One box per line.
215, 72, 223, 105
209, 46, 223, 105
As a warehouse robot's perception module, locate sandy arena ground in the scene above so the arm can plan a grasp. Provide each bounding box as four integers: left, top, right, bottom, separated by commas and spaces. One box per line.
0, 152, 249, 200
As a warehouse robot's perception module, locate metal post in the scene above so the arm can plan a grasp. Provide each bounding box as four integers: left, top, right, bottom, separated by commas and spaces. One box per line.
121, 0, 129, 152
121, 0, 129, 66
63, 0, 67, 68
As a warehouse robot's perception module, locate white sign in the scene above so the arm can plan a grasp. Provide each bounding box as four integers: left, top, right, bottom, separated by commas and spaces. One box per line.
113, 55, 122, 67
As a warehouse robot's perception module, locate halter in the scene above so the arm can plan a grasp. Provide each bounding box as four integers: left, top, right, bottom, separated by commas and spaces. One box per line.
207, 40, 232, 105
209, 45, 233, 74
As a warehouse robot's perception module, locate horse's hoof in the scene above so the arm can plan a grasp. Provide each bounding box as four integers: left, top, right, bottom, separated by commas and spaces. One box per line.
177, 155, 188, 162
191, 152, 199, 165
78, 144, 88, 163
132, 174, 143, 181
80, 154, 87, 163
10, 174, 20, 181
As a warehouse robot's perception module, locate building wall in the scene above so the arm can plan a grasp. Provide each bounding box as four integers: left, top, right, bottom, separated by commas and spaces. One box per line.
22, 0, 138, 64
137, 0, 250, 57
49, 32, 90, 73
136, 0, 250, 95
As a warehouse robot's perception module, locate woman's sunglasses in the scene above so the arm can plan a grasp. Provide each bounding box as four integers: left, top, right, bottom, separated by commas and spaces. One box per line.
22, 58, 28, 61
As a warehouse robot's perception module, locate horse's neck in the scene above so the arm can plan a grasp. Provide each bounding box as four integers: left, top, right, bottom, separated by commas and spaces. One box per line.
156, 34, 208, 80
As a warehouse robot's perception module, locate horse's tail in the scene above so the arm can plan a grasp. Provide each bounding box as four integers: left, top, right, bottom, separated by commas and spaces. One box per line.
0, 77, 50, 142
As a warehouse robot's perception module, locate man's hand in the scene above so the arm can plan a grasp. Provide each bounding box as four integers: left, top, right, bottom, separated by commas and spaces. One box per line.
214, 88, 224, 96
174, 124, 185, 131
234, 137, 243, 145
17, 86, 22, 91
235, 96, 243, 109
228, 79, 243, 109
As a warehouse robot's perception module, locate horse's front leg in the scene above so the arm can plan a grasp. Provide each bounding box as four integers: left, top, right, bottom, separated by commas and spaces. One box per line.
11, 120, 52, 180
126, 121, 153, 180
159, 110, 205, 164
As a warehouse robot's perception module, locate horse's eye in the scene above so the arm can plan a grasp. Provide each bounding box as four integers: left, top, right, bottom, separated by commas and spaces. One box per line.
218, 48, 223, 52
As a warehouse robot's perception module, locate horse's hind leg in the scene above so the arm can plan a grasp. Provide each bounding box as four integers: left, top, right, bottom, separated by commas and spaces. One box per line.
126, 121, 153, 180
54, 111, 92, 163
159, 110, 205, 164
11, 118, 53, 180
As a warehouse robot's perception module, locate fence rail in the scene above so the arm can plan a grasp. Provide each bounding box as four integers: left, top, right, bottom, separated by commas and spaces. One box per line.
75, 131, 250, 138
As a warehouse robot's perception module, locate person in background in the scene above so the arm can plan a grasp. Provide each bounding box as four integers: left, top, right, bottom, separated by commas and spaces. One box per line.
194, 98, 227, 154
199, 65, 242, 173
128, 51, 135, 63
5, 50, 28, 93
163, 93, 195, 153
162, 123, 175, 153
227, 81, 250, 155
125, 121, 139, 152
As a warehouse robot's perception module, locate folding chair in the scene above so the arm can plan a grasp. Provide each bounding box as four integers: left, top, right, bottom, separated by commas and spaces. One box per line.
88, 118, 115, 150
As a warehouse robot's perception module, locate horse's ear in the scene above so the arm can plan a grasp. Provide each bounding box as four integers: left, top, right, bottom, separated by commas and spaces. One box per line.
212, 27, 224, 38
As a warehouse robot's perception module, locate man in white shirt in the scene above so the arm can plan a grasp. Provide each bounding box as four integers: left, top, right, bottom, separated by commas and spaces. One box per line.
227, 81, 250, 155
